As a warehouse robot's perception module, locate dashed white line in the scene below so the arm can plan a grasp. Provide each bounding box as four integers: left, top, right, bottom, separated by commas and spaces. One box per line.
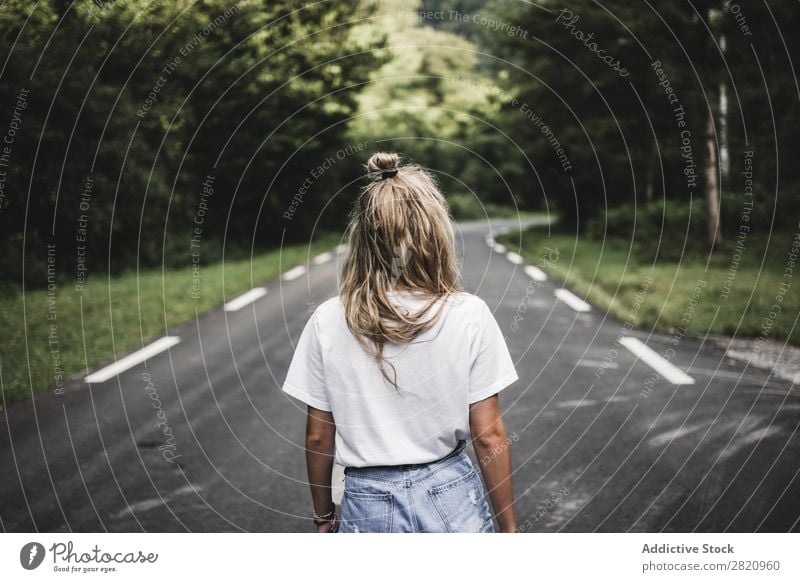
619, 337, 695, 385
312, 252, 333, 265
223, 287, 268, 312
282, 265, 307, 281
492, 243, 507, 254
85, 336, 181, 383
554, 289, 591, 312
524, 265, 547, 281
506, 252, 524, 264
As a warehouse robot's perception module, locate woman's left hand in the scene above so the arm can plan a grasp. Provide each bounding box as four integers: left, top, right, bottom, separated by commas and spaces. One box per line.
316, 515, 339, 533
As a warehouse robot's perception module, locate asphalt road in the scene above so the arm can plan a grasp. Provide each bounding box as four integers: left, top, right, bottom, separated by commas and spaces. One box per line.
1, 220, 798, 532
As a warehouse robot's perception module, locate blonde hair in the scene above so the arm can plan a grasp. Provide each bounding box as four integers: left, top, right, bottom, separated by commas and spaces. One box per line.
339, 152, 462, 388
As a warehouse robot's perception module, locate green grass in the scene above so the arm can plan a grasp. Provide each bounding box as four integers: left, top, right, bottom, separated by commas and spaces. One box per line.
447, 193, 545, 221
498, 226, 799, 346
0, 234, 341, 407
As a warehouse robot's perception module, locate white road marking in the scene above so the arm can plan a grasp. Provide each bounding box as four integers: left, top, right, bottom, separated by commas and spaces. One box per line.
506, 252, 524, 264
606, 395, 629, 403
223, 287, 268, 312
492, 243, 506, 254
647, 423, 705, 447
554, 289, 591, 312
719, 425, 783, 460
725, 341, 800, 385
85, 336, 181, 383
576, 360, 618, 369
485, 235, 494, 246
619, 337, 695, 385
282, 265, 307, 281
312, 252, 333, 265
557, 399, 598, 408
758, 388, 799, 396
113, 484, 202, 518
524, 265, 547, 281
686, 367, 752, 380
113, 497, 164, 517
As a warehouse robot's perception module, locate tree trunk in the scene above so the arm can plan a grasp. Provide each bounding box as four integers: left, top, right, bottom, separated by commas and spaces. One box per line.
704, 104, 722, 250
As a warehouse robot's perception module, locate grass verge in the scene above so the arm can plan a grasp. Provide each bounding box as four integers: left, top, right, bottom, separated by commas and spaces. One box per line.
0, 234, 340, 407
447, 193, 545, 221
498, 225, 799, 347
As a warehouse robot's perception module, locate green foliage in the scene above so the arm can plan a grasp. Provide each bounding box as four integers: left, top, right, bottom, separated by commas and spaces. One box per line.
500, 226, 799, 347
587, 190, 789, 263
346, 0, 529, 210
418, 0, 494, 43
586, 200, 708, 262
0, 0, 383, 286
447, 192, 528, 220
483, 0, 800, 239
2, 0, 798, 284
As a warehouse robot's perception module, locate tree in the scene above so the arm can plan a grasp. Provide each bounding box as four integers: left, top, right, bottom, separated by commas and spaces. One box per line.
347, 0, 517, 208
0, 0, 384, 284
482, 0, 799, 247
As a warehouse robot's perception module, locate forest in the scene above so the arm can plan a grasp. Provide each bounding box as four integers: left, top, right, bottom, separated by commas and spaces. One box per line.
2, 0, 797, 283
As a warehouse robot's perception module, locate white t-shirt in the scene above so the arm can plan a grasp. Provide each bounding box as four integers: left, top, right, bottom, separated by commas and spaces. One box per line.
281, 291, 518, 467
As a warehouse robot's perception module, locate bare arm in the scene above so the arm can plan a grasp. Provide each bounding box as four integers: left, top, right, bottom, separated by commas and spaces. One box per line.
305, 405, 337, 532
469, 395, 517, 532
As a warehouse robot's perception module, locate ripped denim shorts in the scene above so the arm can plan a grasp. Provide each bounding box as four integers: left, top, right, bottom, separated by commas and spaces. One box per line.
339, 442, 494, 533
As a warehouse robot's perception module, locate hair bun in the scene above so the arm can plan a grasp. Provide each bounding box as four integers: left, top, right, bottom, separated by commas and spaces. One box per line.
367, 152, 400, 175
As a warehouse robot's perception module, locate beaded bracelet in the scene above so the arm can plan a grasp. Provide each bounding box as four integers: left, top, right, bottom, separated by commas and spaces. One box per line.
313, 507, 336, 528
